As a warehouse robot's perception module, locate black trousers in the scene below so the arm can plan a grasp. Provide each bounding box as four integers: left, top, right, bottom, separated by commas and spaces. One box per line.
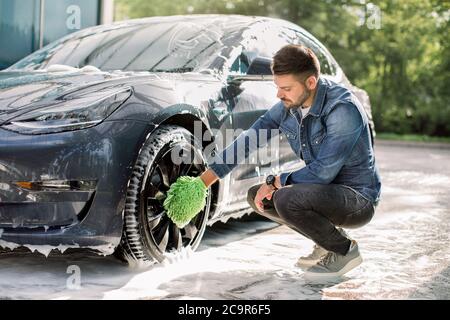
247, 183, 375, 255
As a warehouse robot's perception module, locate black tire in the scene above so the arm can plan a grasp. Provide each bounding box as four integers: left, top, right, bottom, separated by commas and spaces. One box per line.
116, 125, 212, 264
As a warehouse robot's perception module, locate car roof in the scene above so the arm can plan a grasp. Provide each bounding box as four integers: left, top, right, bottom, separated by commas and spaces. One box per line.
70, 14, 289, 39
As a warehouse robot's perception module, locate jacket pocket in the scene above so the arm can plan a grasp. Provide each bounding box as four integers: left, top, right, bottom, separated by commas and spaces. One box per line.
280, 125, 297, 140
279, 125, 300, 155
311, 130, 326, 146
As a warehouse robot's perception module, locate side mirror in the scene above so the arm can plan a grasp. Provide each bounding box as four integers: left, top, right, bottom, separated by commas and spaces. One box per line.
247, 56, 273, 75
227, 56, 273, 83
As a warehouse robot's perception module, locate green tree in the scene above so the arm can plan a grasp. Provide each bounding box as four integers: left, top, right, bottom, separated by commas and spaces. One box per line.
114, 0, 450, 137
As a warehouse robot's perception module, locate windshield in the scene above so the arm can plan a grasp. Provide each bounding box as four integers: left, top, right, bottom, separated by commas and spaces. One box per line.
9, 20, 226, 72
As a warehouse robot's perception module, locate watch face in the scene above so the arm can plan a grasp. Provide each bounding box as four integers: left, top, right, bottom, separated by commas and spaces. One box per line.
266, 175, 275, 186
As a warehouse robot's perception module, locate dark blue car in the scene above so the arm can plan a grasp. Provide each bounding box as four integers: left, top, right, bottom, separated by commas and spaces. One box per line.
0, 15, 375, 263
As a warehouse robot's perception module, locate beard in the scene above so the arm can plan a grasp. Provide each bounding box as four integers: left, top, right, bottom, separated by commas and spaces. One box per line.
282, 88, 311, 109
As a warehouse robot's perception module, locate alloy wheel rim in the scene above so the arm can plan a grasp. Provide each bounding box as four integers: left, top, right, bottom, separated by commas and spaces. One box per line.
141, 141, 208, 254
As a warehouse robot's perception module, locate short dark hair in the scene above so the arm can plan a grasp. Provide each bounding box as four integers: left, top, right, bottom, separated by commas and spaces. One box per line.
271, 44, 320, 79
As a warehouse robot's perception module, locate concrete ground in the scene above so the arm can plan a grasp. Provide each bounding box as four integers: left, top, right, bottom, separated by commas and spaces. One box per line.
0, 141, 449, 299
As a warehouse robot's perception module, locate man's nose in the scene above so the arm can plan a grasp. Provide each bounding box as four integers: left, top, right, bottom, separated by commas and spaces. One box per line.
277, 89, 284, 99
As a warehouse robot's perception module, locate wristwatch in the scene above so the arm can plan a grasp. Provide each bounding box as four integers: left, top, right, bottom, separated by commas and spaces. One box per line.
265, 174, 277, 189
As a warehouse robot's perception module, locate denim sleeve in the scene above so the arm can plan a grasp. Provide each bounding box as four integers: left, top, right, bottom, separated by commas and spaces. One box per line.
209, 102, 282, 179
280, 103, 364, 186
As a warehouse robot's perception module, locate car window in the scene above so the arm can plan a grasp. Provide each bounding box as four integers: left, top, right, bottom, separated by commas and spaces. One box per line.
230, 23, 291, 75
230, 53, 250, 74
243, 23, 293, 59
236, 23, 337, 77
291, 29, 338, 77
272, 26, 337, 77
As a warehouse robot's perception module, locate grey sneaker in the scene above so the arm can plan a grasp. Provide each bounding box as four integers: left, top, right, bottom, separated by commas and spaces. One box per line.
304, 240, 362, 280
295, 244, 328, 269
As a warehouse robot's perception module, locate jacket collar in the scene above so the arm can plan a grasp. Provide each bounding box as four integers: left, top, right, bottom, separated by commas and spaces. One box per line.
287, 77, 328, 118
308, 77, 327, 117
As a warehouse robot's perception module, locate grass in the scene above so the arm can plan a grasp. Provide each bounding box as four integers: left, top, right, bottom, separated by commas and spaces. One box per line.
376, 133, 450, 144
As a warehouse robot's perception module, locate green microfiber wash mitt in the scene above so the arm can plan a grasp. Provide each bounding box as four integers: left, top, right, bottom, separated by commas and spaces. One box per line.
163, 176, 208, 228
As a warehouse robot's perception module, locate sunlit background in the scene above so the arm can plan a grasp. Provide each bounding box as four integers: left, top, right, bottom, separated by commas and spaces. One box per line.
113, 0, 449, 139
1, 0, 449, 137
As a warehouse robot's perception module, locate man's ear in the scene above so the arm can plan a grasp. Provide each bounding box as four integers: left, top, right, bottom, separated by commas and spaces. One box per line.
305, 75, 318, 90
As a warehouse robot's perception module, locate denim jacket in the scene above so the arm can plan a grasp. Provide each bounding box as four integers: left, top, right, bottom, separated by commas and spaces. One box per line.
209, 77, 381, 205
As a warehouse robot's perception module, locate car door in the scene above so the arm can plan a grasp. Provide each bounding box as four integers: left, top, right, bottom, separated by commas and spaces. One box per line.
219, 52, 280, 205
222, 23, 303, 205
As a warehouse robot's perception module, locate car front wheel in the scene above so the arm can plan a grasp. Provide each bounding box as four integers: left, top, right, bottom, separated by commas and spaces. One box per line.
117, 125, 212, 264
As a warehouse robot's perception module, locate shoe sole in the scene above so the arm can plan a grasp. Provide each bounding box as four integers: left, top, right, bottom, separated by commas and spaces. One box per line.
303, 255, 363, 281
295, 260, 321, 270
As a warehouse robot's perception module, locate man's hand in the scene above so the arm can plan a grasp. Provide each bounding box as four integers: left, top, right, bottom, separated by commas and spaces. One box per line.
254, 183, 276, 212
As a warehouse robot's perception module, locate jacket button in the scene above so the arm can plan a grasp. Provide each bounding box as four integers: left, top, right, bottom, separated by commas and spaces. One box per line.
302, 144, 306, 147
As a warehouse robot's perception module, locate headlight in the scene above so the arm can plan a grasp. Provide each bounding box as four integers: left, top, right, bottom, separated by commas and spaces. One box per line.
3, 87, 132, 134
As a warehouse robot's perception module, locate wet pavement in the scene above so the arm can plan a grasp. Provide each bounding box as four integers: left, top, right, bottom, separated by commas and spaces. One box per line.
0, 142, 449, 299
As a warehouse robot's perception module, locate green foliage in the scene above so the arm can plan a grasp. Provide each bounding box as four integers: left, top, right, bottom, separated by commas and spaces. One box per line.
376, 132, 450, 143
163, 176, 208, 228
114, 0, 450, 137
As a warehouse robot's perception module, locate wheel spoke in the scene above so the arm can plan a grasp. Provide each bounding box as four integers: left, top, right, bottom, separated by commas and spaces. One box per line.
156, 162, 171, 189
147, 211, 164, 230
172, 224, 183, 250
190, 161, 204, 173
179, 162, 193, 176
187, 160, 204, 176
146, 182, 160, 197
155, 219, 170, 252
169, 163, 181, 183
183, 221, 198, 240
158, 230, 169, 252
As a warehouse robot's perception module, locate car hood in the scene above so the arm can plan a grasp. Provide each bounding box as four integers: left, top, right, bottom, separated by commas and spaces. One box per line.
0, 69, 141, 125
0, 68, 221, 127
